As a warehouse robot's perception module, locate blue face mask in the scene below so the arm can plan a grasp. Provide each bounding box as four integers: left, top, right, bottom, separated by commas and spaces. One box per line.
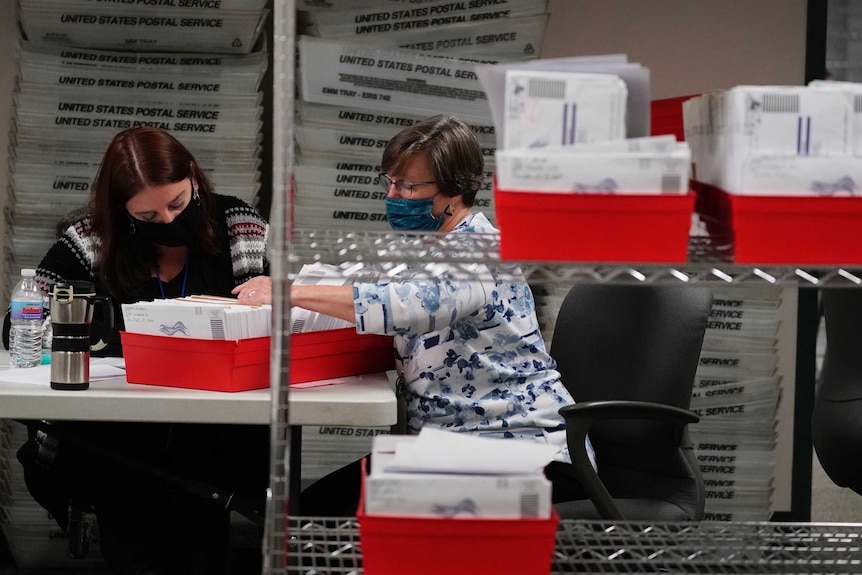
385, 197, 443, 231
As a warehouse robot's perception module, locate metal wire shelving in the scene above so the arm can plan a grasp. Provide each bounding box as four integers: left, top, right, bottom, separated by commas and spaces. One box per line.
283, 517, 862, 574
276, 228, 862, 289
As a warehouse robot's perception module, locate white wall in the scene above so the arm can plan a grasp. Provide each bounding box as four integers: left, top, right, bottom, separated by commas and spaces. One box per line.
542, 0, 808, 99
0, 0, 810, 196
0, 0, 17, 263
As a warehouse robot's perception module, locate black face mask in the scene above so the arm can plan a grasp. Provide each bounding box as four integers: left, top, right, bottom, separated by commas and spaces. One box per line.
130, 192, 201, 247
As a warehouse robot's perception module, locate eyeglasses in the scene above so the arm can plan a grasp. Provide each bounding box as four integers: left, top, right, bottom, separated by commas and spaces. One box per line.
378, 173, 436, 197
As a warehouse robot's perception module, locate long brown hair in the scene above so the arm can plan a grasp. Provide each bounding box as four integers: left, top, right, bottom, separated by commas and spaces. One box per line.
89, 127, 220, 297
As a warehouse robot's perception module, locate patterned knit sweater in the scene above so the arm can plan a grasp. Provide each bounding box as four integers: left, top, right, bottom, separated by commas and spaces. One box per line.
4, 194, 268, 356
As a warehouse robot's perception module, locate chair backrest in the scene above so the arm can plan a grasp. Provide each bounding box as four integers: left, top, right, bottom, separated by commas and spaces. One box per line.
812, 289, 862, 494
550, 283, 713, 520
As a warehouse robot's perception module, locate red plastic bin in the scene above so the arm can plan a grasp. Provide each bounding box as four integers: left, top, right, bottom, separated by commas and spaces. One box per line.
121, 331, 270, 392
121, 328, 394, 392
289, 327, 394, 384
494, 183, 695, 263
693, 181, 862, 265
357, 467, 559, 575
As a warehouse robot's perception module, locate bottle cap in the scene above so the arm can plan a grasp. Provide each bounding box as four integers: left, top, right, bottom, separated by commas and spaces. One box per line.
21, 268, 36, 277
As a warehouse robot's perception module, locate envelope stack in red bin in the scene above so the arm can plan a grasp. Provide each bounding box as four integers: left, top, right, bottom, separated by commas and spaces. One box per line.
357, 429, 559, 575
684, 84, 862, 264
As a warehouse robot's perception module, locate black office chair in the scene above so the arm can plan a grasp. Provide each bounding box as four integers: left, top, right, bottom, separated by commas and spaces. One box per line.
547, 283, 713, 521
812, 289, 862, 495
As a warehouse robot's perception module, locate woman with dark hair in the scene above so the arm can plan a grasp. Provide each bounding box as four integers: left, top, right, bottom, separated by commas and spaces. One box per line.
296, 115, 591, 515
4, 126, 270, 353
4, 127, 270, 574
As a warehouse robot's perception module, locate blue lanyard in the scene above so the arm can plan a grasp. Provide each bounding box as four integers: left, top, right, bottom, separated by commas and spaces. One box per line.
155, 261, 189, 300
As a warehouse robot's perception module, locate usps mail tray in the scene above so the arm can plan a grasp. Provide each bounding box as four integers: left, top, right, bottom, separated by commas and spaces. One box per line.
693, 181, 862, 265
357, 472, 558, 575
494, 184, 695, 263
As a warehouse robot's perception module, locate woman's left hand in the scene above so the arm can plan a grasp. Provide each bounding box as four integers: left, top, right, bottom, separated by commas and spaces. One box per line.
232, 275, 272, 305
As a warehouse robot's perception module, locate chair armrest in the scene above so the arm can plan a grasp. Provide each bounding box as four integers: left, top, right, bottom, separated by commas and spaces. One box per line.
559, 400, 700, 427
556, 400, 700, 521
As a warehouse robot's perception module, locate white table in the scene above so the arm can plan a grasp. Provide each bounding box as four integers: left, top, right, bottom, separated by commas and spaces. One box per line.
0, 353, 398, 517
0, 355, 397, 426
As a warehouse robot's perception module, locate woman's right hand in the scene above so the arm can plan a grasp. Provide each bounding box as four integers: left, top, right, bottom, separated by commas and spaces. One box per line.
232, 275, 272, 305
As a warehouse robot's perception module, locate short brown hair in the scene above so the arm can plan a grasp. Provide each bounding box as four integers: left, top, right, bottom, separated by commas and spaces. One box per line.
381, 115, 484, 207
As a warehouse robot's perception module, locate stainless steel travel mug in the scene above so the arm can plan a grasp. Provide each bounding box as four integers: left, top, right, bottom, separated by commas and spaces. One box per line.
50, 281, 114, 391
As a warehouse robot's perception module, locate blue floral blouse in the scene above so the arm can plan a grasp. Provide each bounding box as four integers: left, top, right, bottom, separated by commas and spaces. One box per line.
354, 212, 586, 462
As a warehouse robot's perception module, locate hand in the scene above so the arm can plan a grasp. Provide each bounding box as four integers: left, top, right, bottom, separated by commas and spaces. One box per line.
232, 275, 272, 305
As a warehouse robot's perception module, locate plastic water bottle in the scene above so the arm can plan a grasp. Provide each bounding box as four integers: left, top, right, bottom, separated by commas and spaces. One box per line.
9, 268, 43, 368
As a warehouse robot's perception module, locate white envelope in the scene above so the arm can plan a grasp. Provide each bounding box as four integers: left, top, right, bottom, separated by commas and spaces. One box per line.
733, 154, 862, 195
121, 300, 271, 340
383, 427, 558, 476
476, 55, 651, 146
495, 146, 691, 194
545, 134, 678, 154
502, 70, 627, 149
365, 471, 552, 518
369, 435, 552, 520
809, 79, 862, 155
684, 87, 854, 192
